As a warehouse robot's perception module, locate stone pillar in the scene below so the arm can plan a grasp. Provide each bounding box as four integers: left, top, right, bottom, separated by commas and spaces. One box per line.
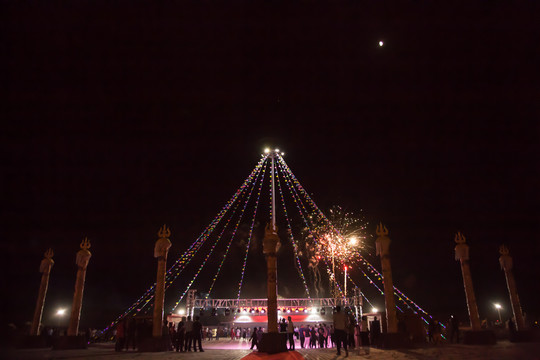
152, 225, 172, 337
30, 249, 54, 336
454, 232, 481, 331
375, 223, 398, 333
258, 223, 287, 353
263, 223, 280, 333
67, 238, 92, 336
499, 245, 525, 330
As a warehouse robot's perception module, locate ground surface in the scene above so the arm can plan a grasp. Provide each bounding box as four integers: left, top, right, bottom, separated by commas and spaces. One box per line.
4, 339, 540, 360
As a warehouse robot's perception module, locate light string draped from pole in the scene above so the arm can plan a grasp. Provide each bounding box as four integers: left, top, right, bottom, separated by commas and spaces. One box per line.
101, 156, 265, 333
172, 158, 267, 311
275, 158, 312, 300
165, 156, 265, 310
276, 157, 345, 298
278, 155, 436, 323
204, 159, 266, 299
280, 155, 428, 319
235, 156, 269, 300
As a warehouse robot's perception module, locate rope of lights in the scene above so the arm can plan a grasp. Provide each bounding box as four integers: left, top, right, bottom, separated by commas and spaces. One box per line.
275, 159, 312, 300
277, 158, 344, 298
102, 156, 265, 332
205, 159, 266, 298
236, 156, 269, 300
172, 158, 267, 311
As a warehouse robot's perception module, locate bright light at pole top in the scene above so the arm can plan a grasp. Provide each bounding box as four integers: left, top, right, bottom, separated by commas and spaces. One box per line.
379, 41, 384, 47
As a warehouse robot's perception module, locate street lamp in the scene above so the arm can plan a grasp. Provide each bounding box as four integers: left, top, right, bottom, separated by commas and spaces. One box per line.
56, 308, 66, 330
494, 304, 502, 323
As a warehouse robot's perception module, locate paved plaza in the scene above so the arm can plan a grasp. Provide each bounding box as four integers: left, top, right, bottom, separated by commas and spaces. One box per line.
5, 339, 540, 360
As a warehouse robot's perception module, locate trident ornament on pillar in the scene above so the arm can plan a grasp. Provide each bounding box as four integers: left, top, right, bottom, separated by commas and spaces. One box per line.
375, 223, 398, 333
263, 223, 280, 333
499, 245, 525, 330
67, 238, 92, 336
153, 225, 172, 337
454, 232, 481, 331
30, 248, 54, 336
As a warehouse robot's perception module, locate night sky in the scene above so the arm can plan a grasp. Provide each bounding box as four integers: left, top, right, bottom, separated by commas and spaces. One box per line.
2, 3, 539, 330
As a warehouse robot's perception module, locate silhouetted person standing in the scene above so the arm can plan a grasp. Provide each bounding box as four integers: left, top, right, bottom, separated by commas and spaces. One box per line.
192, 316, 204, 352
449, 315, 459, 343
287, 316, 295, 350
250, 326, 258, 349
175, 320, 185, 352
370, 316, 381, 347
333, 306, 348, 356
299, 324, 306, 348
184, 315, 193, 351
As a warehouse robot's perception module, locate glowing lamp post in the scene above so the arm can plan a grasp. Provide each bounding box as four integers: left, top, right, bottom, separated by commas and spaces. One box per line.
494, 304, 502, 323
56, 308, 66, 328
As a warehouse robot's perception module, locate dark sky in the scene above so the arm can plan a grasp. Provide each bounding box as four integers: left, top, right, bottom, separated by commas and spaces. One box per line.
2, 3, 539, 329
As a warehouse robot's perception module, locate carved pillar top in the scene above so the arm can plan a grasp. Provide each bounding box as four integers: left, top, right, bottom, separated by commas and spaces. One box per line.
154, 225, 172, 259
499, 244, 513, 271
454, 232, 469, 261
375, 223, 390, 256
39, 248, 55, 273
263, 223, 280, 255
76, 238, 92, 269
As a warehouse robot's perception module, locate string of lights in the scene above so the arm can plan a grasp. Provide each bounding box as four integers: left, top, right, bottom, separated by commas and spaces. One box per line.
277, 157, 344, 298
279, 155, 435, 322
205, 160, 265, 298
172, 158, 267, 311
101, 156, 265, 333
236, 156, 268, 300
275, 159, 312, 300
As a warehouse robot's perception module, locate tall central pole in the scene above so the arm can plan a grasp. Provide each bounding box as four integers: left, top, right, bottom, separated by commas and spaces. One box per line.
271, 152, 276, 229
259, 149, 286, 353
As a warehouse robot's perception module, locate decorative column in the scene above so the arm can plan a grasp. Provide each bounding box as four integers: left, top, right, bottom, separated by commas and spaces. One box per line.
454, 232, 481, 330
67, 238, 92, 336
30, 249, 54, 336
263, 223, 280, 333
152, 225, 172, 337
375, 223, 398, 333
499, 245, 525, 330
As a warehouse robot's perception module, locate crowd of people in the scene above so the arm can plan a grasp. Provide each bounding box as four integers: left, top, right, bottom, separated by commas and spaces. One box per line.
111, 309, 527, 353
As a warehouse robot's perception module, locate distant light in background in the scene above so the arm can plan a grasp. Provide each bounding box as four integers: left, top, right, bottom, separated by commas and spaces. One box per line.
56, 308, 66, 316
379, 41, 384, 47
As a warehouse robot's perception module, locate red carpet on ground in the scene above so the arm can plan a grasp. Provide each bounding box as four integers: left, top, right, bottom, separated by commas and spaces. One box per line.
241, 350, 305, 360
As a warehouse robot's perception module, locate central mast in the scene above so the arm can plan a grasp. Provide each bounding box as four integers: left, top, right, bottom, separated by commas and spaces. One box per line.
271, 151, 276, 229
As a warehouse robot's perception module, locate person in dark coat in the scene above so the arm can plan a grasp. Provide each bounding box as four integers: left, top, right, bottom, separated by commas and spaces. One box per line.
249, 326, 258, 350
370, 317, 381, 347
192, 316, 204, 352
175, 321, 185, 352
125, 317, 137, 351
279, 318, 287, 332
449, 315, 459, 343
299, 324, 306, 348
